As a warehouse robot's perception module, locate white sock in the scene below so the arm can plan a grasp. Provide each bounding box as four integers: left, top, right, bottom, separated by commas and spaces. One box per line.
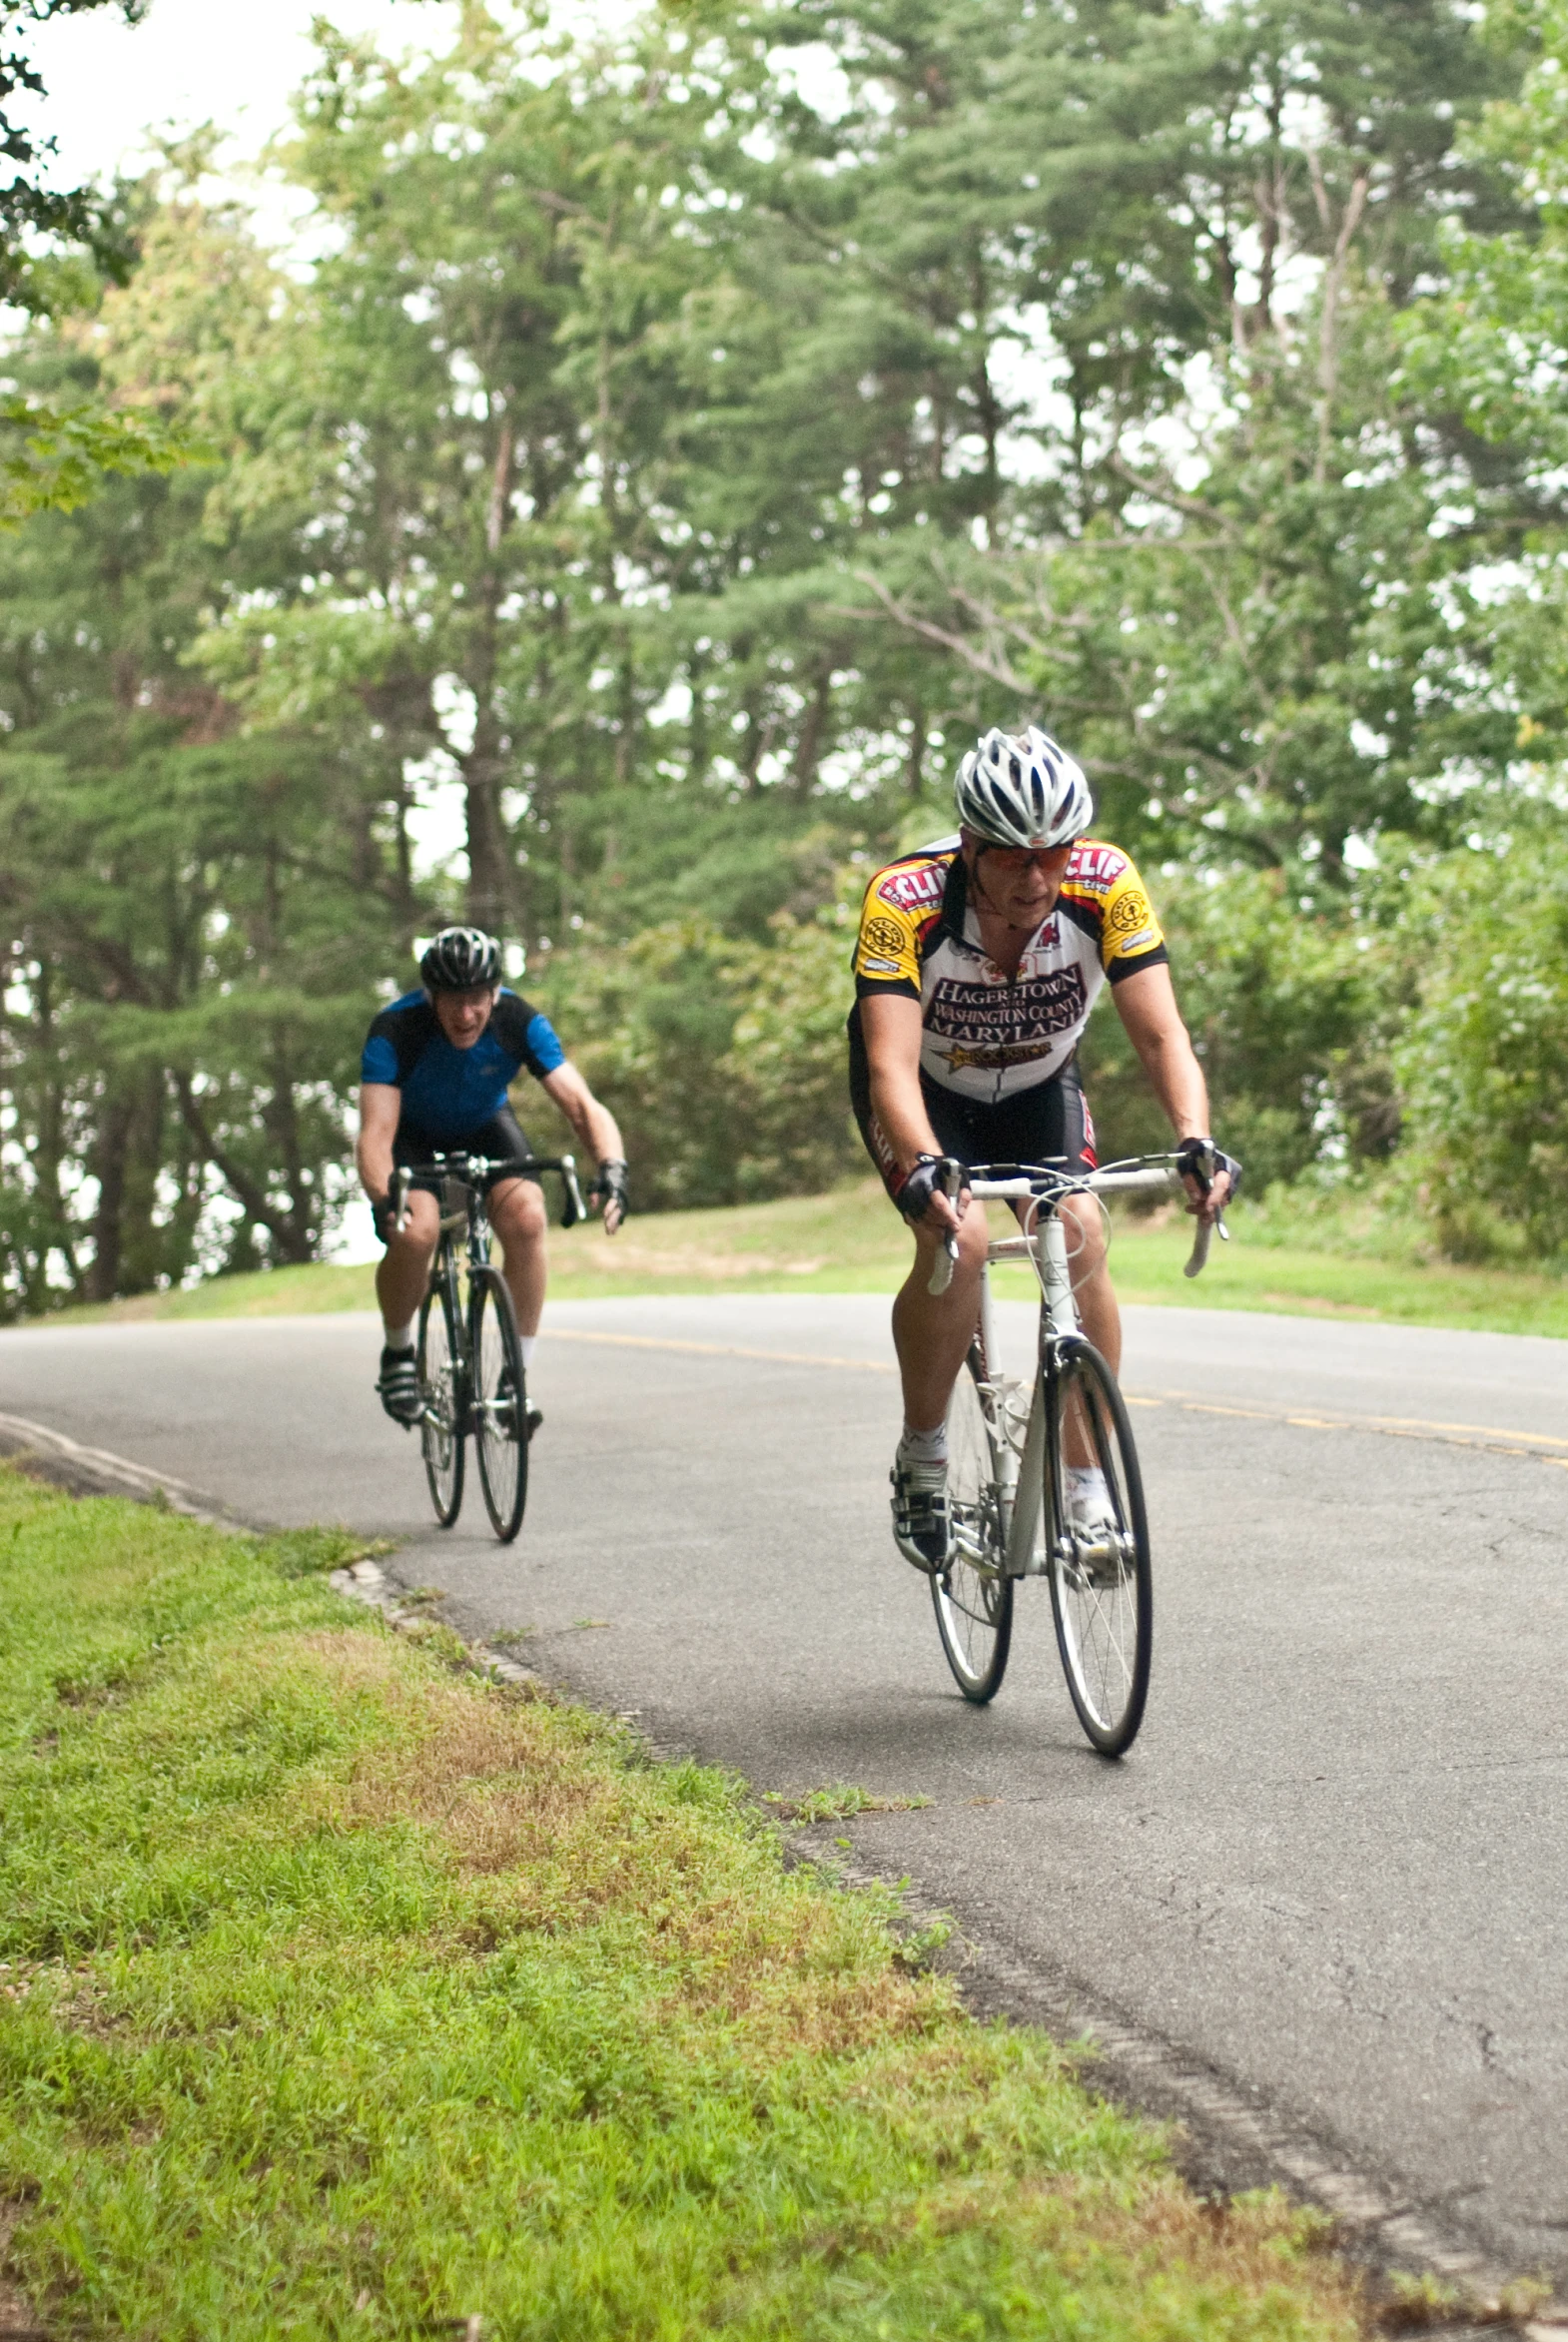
383, 1320, 414, 1352
1068, 1465, 1111, 1510
519, 1335, 536, 1371
899, 1421, 948, 1469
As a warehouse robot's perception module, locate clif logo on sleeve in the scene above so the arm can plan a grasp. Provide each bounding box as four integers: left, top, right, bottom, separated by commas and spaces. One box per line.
876, 860, 948, 914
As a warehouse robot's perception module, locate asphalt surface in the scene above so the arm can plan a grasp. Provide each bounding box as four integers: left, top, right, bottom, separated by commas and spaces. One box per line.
3, 1292, 1566, 2282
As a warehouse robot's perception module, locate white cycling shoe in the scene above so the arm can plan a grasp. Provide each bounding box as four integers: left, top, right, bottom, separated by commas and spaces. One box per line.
891, 1453, 950, 1576
1067, 1465, 1118, 1532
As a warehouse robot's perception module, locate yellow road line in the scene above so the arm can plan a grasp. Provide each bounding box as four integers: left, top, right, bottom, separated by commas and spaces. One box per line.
1148, 1386, 1568, 1453
1140, 1387, 1566, 1464
542, 1333, 1566, 1465
1364, 1410, 1568, 1449
545, 1327, 897, 1375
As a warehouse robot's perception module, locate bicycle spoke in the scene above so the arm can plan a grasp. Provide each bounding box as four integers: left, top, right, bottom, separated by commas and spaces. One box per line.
1047, 1343, 1152, 1756
931, 1354, 1014, 1703
417, 1272, 465, 1529
471, 1271, 527, 1543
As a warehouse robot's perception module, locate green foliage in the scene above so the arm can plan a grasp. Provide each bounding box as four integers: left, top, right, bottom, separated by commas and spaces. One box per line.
537, 886, 864, 1208
1394, 827, 1568, 1259
1082, 868, 1399, 1190
5, 0, 1568, 1292
0, 390, 192, 519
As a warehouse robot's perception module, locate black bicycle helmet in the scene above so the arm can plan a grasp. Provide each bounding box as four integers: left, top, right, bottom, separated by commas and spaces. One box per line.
419, 925, 501, 993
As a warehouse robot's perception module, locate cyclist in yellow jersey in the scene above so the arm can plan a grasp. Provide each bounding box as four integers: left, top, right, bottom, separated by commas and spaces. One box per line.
849, 724, 1239, 1574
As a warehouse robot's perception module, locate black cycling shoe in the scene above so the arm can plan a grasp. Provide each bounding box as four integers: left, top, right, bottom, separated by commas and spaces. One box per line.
493, 1366, 542, 1442
890, 1452, 950, 1576
377, 1345, 422, 1428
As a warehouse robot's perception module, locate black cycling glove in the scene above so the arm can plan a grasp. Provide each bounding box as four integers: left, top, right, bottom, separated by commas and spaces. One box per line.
1176, 1138, 1243, 1202
591, 1158, 630, 1225
894, 1154, 949, 1223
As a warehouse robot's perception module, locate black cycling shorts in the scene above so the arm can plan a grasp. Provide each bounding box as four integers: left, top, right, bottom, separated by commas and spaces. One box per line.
379, 1104, 539, 1242
848, 1022, 1096, 1208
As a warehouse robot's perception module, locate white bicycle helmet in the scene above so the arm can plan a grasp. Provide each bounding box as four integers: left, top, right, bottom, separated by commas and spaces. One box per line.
954, 724, 1093, 848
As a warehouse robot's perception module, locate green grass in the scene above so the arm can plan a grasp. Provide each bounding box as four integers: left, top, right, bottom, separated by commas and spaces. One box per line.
30, 1176, 1568, 1338
0, 1465, 1362, 2341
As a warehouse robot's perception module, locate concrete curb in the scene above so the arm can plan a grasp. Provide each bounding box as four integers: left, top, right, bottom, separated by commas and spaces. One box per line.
0, 1411, 243, 1528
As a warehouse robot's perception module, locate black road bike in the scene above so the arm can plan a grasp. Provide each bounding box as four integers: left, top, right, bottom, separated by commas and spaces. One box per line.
390, 1151, 585, 1542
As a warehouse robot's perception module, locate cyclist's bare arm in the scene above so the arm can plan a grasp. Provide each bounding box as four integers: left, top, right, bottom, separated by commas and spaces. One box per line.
356, 1083, 401, 1204
859, 993, 967, 1237
540, 1062, 627, 1232
1112, 966, 1231, 1218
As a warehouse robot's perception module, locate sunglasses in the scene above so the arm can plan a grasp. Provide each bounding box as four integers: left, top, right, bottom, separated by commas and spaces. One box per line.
974, 842, 1072, 873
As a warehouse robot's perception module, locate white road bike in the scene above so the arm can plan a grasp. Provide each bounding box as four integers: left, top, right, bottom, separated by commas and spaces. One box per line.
927, 1155, 1219, 1757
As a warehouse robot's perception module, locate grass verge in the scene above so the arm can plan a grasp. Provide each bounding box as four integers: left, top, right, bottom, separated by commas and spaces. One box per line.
28, 1177, 1568, 1339
0, 1463, 1362, 2340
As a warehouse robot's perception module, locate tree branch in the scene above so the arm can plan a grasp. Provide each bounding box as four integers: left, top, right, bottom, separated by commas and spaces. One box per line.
831, 570, 1034, 695
173, 1074, 300, 1252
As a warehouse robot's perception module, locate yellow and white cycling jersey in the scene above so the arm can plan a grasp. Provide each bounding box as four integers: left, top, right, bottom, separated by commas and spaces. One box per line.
850, 833, 1167, 1105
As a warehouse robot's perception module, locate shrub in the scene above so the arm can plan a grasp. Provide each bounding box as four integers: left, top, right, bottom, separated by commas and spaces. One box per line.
1394, 824, 1568, 1261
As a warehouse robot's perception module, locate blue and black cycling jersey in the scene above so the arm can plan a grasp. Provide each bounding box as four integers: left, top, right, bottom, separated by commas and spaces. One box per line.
361, 988, 565, 1146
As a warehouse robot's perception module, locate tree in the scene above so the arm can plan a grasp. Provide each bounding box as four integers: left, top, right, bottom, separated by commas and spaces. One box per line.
0, 179, 429, 1309
722, 2, 1518, 871
0, 0, 148, 304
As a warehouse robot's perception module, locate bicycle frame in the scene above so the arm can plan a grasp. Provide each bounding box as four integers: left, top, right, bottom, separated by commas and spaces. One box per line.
950, 1163, 1187, 1579
391, 1150, 587, 1255
389, 1150, 587, 1423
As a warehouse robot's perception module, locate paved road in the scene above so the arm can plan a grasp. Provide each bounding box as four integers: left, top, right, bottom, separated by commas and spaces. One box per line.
3, 1294, 1566, 2284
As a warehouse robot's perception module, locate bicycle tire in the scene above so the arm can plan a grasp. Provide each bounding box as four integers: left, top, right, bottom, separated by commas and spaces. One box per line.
418, 1265, 465, 1529
1045, 1339, 1152, 1757
469, 1267, 528, 1543
931, 1348, 1015, 1704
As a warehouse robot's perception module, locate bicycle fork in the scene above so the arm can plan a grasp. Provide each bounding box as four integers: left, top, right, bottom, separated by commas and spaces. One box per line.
992, 1214, 1121, 1582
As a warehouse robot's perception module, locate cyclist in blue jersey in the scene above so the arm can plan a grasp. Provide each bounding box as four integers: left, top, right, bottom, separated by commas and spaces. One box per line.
356, 926, 627, 1425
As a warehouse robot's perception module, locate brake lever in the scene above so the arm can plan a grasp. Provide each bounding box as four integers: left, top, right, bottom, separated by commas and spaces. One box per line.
559, 1154, 586, 1230
391, 1167, 412, 1238
1180, 1149, 1228, 1278
926, 1157, 966, 1296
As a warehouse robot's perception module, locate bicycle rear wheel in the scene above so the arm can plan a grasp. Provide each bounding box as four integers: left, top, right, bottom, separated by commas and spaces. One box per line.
417, 1269, 465, 1529
931, 1350, 1014, 1703
1047, 1340, 1152, 1756
470, 1267, 528, 1543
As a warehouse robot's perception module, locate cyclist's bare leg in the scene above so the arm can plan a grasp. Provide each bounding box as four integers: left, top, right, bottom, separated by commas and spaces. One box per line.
489, 1175, 548, 1336
377, 1191, 439, 1332
892, 1207, 991, 1432
1062, 1192, 1119, 1371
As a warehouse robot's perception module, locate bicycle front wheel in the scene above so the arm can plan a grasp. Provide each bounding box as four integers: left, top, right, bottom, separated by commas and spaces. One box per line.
1046, 1341, 1152, 1756
931, 1350, 1014, 1704
470, 1268, 528, 1543
418, 1270, 466, 1529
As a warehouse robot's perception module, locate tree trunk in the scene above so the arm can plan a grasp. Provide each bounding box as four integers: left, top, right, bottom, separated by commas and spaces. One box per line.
86, 1088, 134, 1301
120, 1069, 167, 1293
791, 669, 833, 792
174, 1076, 315, 1265
463, 413, 520, 937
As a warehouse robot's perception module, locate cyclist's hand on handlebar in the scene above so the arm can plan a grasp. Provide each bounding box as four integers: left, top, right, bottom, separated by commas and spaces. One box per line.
371, 1192, 399, 1244
1176, 1137, 1242, 1222
589, 1158, 629, 1236
896, 1153, 970, 1233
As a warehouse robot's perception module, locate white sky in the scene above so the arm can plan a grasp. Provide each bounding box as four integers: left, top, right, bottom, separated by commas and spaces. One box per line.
29, 1, 460, 191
